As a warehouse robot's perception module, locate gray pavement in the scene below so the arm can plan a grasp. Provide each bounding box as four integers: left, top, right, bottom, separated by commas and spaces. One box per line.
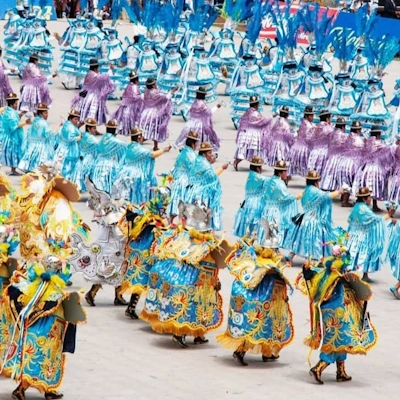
0, 20, 399, 400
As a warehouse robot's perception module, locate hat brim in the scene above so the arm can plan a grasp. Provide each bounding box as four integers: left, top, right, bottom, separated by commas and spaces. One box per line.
319, 112, 331, 117
250, 162, 263, 167
199, 146, 213, 152
356, 192, 371, 197
130, 130, 143, 136
304, 111, 314, 115
187, 134, 200, 141
274, 166, 288, 171
306, 175, 320, 180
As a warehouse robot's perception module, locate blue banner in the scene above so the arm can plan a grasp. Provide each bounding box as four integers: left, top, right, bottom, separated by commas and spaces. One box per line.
333, 11, 400, 40
0, 0, 57, 20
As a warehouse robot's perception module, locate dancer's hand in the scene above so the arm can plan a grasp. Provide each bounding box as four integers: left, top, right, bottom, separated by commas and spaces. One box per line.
221, 163, 229, 170
164, 145, 172, 152
25, 118, 32, 125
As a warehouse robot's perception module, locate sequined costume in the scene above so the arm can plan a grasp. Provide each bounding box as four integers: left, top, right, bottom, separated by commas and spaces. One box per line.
141, 203, 231, 342
346, 202, 385, 273
0, 257, 87, 398
75, 131, 99, 192
297, 246, 377, 383
217, 239, 294, 363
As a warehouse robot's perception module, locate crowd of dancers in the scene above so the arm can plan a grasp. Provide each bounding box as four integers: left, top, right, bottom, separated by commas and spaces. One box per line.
1, 0, 400, 399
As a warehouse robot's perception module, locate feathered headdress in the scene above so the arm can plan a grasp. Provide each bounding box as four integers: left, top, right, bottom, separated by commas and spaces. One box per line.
355, 4, 379, 46
330, 28, 358, 73
188, 0, 220, 33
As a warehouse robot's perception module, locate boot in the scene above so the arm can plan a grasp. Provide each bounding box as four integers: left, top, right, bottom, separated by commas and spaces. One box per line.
125, 294, 140, 319
172, 335, 189, 348
336, 360, 352, 382
309, 360, 330, 384
233, 351, 248, 366
11, 385, 26, 400
114, 286, 128, 306
85, 284, 102, 306
262, 354, 279, 362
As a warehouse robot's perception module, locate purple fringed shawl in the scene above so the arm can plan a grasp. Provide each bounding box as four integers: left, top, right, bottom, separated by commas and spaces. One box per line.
19, 63, 52, 111
139, 88, 173, 142
71, 71, 114, 124
176, 100, 220, 150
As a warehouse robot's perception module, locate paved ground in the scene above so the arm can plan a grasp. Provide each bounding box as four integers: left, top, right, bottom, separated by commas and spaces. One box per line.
0, 20, 400, 400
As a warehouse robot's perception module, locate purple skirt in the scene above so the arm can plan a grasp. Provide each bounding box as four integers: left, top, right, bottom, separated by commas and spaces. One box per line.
289, 140, 309, 176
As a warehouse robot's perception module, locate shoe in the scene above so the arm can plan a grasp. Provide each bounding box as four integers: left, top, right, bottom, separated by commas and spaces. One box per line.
45, 391, 64, 400
85, 292, 95, 306
194, 337, 209, 345
125, 294, 140, 318
362, 276, 373, 283
390, 286, 400, 299
62, 82, 70, 90
125, 308, 139, 319
172, 335, 189, 348
262, 354, 279, 362
181, 109, 188, 122
11, 386, 25, 400
233, 351, 248, 366
309, 360, 330, 384
66, 280, 73, 287
336, 361, 352, 382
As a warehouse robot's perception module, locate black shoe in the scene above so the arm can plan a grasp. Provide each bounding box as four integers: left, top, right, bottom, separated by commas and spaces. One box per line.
194, 337, 209, 345
233, 351, 248, 366
125, 307, 139, 319
45, 392, 64, 400
172, 335, 189, 348
11, 386, 25, 400
66, 280, 73, 287
262, 354, 279, 362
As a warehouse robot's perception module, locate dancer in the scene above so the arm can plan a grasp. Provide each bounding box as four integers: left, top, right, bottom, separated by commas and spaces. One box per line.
139, 77, 178, 151
54, 109, 82, 186
346, 187, 385, 282
175, 87, 221, 151
0, 255, 87, 400
19, 53, 54, 112
233, 96, 272, 171
121, 186, 170, 319
352, 126, 394, 212
307, 109, 335, 176
217, 222, 294, 366
76, 118, 100, 192
320, 117, 347, 191
71, 58, 114, 125
260, 161, 299, 245
289, 106, 315, 177
187, 142, 228, 231
118, 127, 171, 204
141, 201, 231, 348
112, 71, 143, 136
1, 93, 31, 176
18, 103, 54, 172
298, 241, 377, 384
266, 106, 295, 167
233, 156, 268, 237
168, 131, 199, 219
385, 201, 400, 299
287, 170, 344, 263
92, 120, 126, 194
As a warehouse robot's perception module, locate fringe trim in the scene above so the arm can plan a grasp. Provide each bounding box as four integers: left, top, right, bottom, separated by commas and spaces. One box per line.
120, 281, 146, 296
216, 333, 292, 357
140, 309, 223, 337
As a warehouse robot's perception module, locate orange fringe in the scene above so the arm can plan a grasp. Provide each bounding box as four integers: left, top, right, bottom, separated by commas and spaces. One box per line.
120, 281, 146, 296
